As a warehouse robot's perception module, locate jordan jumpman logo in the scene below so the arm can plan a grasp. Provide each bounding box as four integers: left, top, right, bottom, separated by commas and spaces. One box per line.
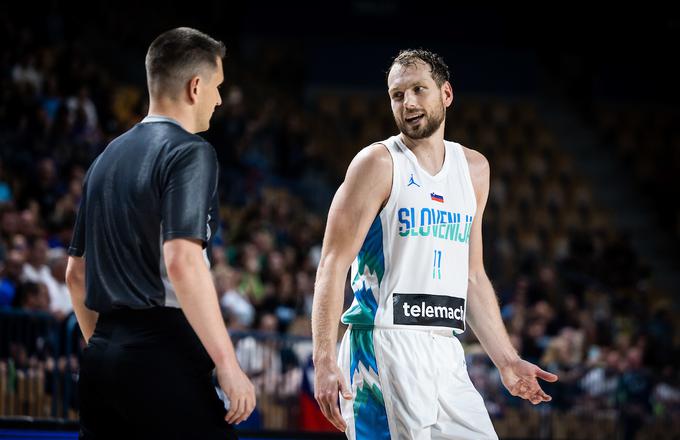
407, 173, 420, 187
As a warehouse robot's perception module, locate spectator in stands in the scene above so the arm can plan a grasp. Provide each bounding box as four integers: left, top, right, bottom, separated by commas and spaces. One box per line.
652, 366, 680, 416
21, 236, 51, 285
31, 159, 63, 216
540, 328, 585, 409
13, 281, 50, 313
11, 53, 43, 94
43, 250, 72, 320
66, 86, 98, 134
236, 313, 283, 394
0, 161, 12, 203
296, 270, 314, 317
0, 250, 25, 308
619, 347, 652, 440
215, 265, 254, 328
581, 348, 623, 408
239, 244, 266, 305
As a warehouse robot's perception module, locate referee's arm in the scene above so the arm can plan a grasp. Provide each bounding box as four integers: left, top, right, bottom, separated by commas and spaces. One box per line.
66, 167, 98, 342
161, 142, 255, 424
66, 256, 98, 342
164, 238, 254, 424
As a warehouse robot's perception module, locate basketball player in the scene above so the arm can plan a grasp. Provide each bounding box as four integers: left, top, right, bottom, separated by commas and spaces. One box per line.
65, 28, 254, 439
311, 49, 558, 439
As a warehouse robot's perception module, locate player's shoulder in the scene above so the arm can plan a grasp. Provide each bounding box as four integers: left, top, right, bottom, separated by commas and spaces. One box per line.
459, 144, 489, 181
343, 142, 393, 194
349, 142, 392, 173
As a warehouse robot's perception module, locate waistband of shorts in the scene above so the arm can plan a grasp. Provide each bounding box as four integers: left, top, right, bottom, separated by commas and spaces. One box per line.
93, 306, 213, 371
347, 324, 457, 338
99, 306, 184, 322
94, 306, 191, 336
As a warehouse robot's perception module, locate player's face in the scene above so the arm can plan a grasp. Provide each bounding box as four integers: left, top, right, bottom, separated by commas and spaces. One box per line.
196, 57, 224, 132
388, 61, 451, 140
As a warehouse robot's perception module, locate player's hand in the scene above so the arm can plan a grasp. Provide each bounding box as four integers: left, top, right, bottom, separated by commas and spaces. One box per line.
499, 358, 558, 405
217, 365, 256, 424
314, 360, 352, 432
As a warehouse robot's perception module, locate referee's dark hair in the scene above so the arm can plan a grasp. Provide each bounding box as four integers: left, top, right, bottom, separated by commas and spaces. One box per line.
145, 27, 226, 99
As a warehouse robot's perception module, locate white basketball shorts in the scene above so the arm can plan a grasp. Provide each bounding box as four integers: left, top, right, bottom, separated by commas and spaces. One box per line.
338, 326, 498, 440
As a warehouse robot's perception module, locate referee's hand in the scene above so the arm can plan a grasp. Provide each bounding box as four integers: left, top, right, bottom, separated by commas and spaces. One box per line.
218, 366, 256, 425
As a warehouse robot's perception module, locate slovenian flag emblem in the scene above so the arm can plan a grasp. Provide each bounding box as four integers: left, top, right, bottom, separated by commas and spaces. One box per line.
431, 192, 444, 203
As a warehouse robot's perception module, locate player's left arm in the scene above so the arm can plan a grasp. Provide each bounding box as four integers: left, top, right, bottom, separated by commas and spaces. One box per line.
464, 147, 558, 405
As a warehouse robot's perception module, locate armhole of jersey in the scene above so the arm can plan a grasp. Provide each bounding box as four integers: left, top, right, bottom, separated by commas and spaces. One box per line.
455, 142, 478, 215
378, 140, 400, 214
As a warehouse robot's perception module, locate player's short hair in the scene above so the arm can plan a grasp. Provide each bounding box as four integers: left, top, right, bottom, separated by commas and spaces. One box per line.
145, 27, 225, 99
388, 49, 450, 87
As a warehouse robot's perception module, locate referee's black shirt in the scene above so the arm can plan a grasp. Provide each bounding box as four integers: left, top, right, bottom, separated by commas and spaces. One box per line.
68, 115, 219, 313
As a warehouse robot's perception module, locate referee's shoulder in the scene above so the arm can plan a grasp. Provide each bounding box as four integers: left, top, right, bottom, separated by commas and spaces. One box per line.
157, 124, 216, 158
160, 123, 212, 148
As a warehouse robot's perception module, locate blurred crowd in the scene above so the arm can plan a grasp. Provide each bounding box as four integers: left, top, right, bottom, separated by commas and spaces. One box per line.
594, 105, 680, 244
1, 9, 679, 437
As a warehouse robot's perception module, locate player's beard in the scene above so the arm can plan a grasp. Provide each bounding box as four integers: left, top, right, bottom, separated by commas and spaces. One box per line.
396, 101, 446, 140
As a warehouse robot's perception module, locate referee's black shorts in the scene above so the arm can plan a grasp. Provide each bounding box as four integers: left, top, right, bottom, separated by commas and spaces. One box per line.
78, 307, 237, 440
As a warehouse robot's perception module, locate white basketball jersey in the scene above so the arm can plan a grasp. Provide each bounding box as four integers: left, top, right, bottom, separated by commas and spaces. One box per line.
341, 135, 477, 334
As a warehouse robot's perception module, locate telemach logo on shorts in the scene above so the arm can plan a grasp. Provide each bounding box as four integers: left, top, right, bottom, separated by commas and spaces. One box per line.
393, 293, 465, 330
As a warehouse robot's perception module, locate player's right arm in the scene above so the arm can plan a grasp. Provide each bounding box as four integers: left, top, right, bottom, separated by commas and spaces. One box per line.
312, 144, 392, 431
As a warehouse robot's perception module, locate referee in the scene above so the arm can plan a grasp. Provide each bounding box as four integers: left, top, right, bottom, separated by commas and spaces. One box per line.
65, 28, 255, 440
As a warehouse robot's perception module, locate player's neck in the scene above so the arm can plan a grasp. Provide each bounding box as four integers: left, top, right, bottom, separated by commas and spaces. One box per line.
399, 127, 446, 175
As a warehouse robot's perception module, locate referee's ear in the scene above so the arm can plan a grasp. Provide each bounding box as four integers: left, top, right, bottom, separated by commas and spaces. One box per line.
187, 76, 201, 105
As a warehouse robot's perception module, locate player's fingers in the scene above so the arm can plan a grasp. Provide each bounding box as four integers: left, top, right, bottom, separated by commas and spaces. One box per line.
318, 392, 337, 426
527, 379, 542, 395
535, 367, 559, 382
319, 388, 346, 431
517, 381, 529, 397
523, 383, 539, 400
527, 387, 551, 404
315, 391, 328, 413
329, 401, 347, 432
528, 379, 552, 401
338, 376, 352, 400
317, 400, 331, 423
323, 388, 345, 431
320, 397, 343, 431
507, 379, 521, 396
538, 388, 552, 401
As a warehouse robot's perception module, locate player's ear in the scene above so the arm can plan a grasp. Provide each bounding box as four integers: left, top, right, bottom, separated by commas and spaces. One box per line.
443, 81, 453, 108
